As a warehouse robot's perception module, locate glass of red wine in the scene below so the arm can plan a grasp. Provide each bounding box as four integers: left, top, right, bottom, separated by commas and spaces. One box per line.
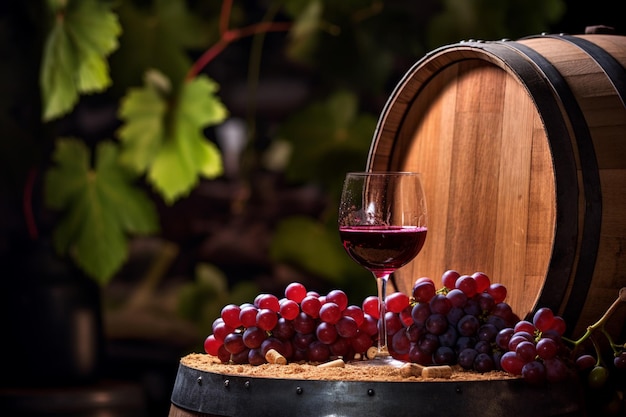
338, 172, 427, 365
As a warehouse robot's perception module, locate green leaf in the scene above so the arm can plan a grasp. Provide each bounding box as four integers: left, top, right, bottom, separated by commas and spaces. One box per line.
118, 72, 227, 204
40, 0, 121, 121
45, 138, 159, 284
117, 81, 167, 174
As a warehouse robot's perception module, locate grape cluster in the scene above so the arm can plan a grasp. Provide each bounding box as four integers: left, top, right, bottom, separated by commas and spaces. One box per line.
385, 270, 521, 374
497, 307, 575, 384
204, 283, 377, 365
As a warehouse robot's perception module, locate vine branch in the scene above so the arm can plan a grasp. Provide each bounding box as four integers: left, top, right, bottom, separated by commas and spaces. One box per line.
186, 1, 292, 80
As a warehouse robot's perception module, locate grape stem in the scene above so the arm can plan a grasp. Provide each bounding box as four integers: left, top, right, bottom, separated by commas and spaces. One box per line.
564, 287, 626, 356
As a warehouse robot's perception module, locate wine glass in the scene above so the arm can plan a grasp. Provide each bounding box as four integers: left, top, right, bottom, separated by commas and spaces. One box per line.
338, 172, 427, 365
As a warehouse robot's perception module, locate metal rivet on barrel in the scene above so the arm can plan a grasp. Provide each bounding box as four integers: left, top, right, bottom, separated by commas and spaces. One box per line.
367, 389, 375, 396
196, 376, 203, 386
224, 379, 230, 388
455, 386, 462, 394
296, 386, 303, 395
244, 381, 250, 389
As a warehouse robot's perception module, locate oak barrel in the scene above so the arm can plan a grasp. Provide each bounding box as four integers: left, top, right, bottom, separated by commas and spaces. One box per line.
368, 33, 626, 338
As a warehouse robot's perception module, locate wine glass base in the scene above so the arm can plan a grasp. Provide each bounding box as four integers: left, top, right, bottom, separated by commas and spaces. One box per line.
351, 355, 407, 368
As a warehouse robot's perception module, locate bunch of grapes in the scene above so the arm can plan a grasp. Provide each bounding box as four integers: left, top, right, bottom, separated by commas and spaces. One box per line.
497, 307, 575, 384
384, 270, 521, 373
203, 283, 377, 365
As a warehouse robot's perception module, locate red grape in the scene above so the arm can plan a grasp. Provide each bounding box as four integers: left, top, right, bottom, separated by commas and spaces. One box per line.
293, 311, 316, 334
239, 305, 259, 328
285, 282, 307, 303
532, 307, 555, 332
385, 311, 404, 336
329, 337, 352, 357
217, 343, 231, 363
326, 289, 348, 311
386, 291, 410, 313
213, 321, 234, 342
413, 280, 436, 303
351, 331, 373, 354
360, 313, 378, 336
307, 340, 330, 362
335, 316, 358, 338
343, 305, 365, 327
255, 294, 280, 313
441, 270, 460, 290
272, 317, 295, 341
279, 298, 299, 320
223, 332, 246, 354
362, 295, 380, 319
221, 304, 242, 328
242, 326, 266, 349
316, 321, 338, 344
471, 271, 491, 293
575, 354, 596, 371
549, 315, 566, 335
319, 302, 341, 324
514, 320, 536, 335
256, 308, 278, 331
515, 340, 537, 363
487, 283, 507, 303
500, 351, 524, 375
391, 329, 411, 355
535, 337, 558, 360
301, 295, 322, 318
248, 348, 266, 366
455, 275, 477, 297
204, 334, 221, 356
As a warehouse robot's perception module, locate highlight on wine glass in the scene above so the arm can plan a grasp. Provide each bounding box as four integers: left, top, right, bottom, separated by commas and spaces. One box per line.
338, 171, 427, 365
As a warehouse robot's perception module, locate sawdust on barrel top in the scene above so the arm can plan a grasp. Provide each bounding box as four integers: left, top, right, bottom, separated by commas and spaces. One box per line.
181, 353, 517, 382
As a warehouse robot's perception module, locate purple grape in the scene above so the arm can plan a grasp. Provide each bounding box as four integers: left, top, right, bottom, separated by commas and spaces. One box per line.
426, 313, 448, 335
522, 360, 546, 385
473, 352, 495, 372
434, 346, 456, 365
457, 314, 480, 337
458, 348, 478, 369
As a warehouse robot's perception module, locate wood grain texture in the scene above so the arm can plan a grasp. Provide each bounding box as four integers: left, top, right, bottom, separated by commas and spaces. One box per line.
368, 34, 626, 338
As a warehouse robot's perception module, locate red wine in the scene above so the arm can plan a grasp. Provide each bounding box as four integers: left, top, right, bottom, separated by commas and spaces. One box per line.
339, 226, 427, 276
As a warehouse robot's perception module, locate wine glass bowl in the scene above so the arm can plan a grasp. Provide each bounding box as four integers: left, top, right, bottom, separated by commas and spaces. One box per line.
338, 172, 427, 365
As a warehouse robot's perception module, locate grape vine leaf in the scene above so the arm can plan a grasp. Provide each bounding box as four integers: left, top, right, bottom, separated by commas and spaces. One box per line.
40, 0, 121, 121
45, 138, 159, 284
118, 72, 228, 204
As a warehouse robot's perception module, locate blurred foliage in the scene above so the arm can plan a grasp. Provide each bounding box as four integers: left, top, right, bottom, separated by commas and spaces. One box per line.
1, 0, 567, 314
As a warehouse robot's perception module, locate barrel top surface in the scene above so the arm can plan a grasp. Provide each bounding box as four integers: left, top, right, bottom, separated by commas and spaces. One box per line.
170, 362, 583, 417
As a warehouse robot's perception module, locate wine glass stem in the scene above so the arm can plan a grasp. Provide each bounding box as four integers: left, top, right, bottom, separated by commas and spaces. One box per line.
375, 274, 390, 357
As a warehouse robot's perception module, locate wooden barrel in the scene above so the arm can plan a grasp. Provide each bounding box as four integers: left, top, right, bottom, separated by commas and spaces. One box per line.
168, 362, 584, 417
368, 33, 626, 338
